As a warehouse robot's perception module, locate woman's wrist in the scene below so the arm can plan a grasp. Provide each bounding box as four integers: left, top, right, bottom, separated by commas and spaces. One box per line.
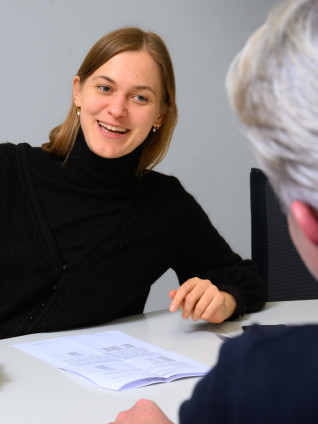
220, 291, 237, 319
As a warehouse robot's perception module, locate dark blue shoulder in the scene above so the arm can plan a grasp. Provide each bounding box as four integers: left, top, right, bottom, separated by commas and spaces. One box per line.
220, 323, 318, 362
214, 324, 318, 422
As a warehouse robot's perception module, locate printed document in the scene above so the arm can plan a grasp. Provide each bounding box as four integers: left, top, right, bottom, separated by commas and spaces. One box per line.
14, 330, 210, 390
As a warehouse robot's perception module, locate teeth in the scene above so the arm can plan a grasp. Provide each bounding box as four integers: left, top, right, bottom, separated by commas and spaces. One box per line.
98, 122, 127, 133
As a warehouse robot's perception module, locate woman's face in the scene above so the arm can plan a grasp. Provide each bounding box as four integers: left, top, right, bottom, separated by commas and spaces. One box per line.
73, 50, 164, 158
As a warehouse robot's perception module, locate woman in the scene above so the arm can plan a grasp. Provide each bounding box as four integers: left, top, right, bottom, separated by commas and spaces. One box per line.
0, 27, 266, 339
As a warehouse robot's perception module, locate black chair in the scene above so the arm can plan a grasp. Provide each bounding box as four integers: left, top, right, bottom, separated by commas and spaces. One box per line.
250, 167, 318, 301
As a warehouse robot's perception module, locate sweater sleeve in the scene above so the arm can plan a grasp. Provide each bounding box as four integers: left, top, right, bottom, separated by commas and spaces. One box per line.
169, 178, 266, 317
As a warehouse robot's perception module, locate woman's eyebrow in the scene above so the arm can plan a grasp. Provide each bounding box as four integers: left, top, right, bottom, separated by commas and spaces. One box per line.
92, 75, 114, 83
92, 75, 156, 95
134, 85, 156, 95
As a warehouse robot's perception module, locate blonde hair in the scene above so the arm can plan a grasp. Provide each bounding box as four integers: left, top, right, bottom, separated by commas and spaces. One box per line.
42, 27, 178, 175
226, 0, 318, 211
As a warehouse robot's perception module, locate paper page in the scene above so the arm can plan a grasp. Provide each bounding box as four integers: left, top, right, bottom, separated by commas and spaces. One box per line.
14, 330, 210, 390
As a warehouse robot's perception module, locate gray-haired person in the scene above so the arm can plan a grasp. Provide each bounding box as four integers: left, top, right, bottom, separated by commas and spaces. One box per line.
110, 1, 318, 423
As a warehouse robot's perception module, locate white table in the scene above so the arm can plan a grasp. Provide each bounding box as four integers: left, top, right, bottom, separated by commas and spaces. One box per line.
0, 309, 225, 424
219, 298, 318, 337
1, 300, 318, 424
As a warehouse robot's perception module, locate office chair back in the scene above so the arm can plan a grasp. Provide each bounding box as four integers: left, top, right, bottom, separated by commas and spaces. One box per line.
250, 168, 318, 301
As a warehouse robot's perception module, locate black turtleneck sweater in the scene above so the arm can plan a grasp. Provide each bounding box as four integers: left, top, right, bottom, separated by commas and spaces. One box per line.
0, 133, 266, 339
29, 130, 140, 264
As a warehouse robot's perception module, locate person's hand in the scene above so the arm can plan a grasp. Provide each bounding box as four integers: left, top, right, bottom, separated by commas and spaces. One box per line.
169, 277, 237, 323
109, 399, 174, 424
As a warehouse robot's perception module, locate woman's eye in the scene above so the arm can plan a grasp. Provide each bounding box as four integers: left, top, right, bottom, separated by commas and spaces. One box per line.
134, 95, 148, 103
99, 85, 111, 93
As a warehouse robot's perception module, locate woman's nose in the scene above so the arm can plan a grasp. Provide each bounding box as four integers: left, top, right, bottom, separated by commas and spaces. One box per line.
107, 94, 128, 118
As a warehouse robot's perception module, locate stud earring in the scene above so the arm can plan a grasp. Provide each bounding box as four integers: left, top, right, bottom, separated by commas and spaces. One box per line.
152, 125, 160, 133
76, 106, 81, 116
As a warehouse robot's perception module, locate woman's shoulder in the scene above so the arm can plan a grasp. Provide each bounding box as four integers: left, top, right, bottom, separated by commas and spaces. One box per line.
139, 170, 204, 215
0, 142, 54, 160
0, 141, 20, 151
0, 142, 53, 172
0, 143, 33, 180
141, 169, 186, 195
0, 141, 28, 161
0, 141, 32, 154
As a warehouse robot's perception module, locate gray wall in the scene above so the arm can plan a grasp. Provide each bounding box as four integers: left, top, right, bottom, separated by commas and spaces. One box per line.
0, 0, 278, 312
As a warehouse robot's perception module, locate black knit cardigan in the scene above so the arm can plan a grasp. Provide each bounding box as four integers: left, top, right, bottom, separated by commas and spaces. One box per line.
0, 141, 266, 339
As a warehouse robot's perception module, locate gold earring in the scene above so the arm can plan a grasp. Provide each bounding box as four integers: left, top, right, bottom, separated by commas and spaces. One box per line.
152, 125, 160, 133
76, 106, 81, 116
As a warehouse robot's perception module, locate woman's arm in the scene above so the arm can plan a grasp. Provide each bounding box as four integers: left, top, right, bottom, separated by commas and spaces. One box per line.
169, 179, 267, 321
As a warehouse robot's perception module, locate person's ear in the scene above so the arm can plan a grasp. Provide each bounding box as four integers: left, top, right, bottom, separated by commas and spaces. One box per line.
154, 103, 168, 128
291, 200, 318, 246
153, 114, 163, 129
73, 76, 81, 107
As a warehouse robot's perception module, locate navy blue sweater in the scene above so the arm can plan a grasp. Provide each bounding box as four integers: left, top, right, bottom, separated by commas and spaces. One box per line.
180, 324, 318, 423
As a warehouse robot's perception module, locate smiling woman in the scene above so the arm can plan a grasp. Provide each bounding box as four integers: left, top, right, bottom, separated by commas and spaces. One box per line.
44, 27, 177, 176
0, 27, 266, 339
72, 50, 164, 159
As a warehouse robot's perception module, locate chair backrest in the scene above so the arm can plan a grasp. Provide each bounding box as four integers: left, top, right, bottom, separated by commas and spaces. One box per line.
250, 167, 318, 301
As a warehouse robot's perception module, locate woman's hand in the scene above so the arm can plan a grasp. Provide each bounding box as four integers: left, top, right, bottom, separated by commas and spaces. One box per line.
169, 277, 237, 323
109, 399, 174, 424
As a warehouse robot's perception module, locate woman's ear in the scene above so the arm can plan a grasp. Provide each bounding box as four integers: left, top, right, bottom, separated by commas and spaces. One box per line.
154, 104, 168, 128
73, 76, 81, 107
153, 116, 163, 128
291, 201, 318, 246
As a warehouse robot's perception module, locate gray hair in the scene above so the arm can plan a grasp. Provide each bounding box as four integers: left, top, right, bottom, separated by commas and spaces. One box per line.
226, 0, 318, 212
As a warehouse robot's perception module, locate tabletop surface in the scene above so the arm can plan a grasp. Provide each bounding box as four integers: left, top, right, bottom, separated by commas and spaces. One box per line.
1, 299, 318, 424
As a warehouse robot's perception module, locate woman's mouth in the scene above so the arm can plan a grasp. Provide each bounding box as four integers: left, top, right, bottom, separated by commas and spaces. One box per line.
98, 121, 128, 135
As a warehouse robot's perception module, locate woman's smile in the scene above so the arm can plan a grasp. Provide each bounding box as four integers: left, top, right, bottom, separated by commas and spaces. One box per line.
97, 121, 129, 138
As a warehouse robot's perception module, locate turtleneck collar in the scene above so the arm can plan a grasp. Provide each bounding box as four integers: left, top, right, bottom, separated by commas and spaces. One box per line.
62, 128, 142, 189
